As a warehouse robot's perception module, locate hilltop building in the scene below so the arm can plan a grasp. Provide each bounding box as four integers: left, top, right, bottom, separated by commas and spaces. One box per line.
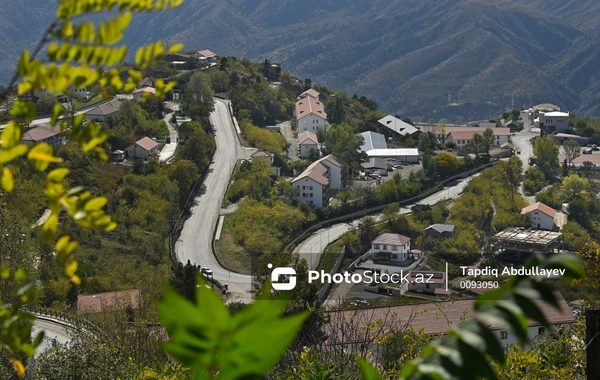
292, 154, 346, 208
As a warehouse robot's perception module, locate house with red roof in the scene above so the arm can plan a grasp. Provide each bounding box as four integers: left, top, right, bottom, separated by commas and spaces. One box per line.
295, 97, 326, 134
521, 202, 556, 231
297, 88, 320, 101
445, 127, 511, 149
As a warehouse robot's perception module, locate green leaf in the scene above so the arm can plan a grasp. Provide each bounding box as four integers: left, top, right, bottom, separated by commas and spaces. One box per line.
47, 168, 70, 183
0, 144, 29, 165
356, 355, 381, 380
84, 197, 107, 212
2, 168, 14, 192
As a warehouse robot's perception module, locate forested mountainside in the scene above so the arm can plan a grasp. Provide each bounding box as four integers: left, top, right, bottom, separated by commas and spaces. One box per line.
2, 0, 600, 120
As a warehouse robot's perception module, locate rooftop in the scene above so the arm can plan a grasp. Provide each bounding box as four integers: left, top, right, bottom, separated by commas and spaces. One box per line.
491, 227, 563, 248
447, 127, 511, 140
542, 111, 569, 117
424, 223, 456, 234
21, 124, 61, 142
135, 136, 159, 151
296, 97, 325, 120
326, 291, 573, 344
299, 88, 320, 99
198, 49, 216, 58
292, 155, 344, 186
377, 115, 419, 136
372, 233, 411, 246
521, 202, 556, 218
86, 98, 122, 116
78, 289, 141, 314
251, 150, 273, 158
132, 86, 157, 94
360, 131, 387, 152
365, 148, 420, 158
298, 131, 318, 145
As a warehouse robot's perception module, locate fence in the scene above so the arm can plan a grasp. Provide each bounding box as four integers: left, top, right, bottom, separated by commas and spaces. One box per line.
285, 160, 500, 252
315, 246, 346, 305
25, 306, 106, 338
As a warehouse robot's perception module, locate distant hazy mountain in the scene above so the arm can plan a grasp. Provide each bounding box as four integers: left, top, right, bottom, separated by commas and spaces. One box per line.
1, 0, 599, 120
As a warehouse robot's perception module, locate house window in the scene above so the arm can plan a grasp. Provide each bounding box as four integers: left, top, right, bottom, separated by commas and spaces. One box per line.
309, 186, 313, 190
500, 331, 508, 340
310, 193, 313, 197
302, 186, 305, 190
383, 245, 387, 250
374, 244, 380, 249
392, 245, 398, 251
538, 327, 545, 335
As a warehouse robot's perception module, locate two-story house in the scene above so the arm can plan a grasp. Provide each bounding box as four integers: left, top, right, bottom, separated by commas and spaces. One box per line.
539, 111, 569, 133
298, 131, 319, 158
371, 233, 411, 265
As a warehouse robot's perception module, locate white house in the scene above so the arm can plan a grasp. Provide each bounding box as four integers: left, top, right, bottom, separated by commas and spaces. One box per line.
126, 137, 160, 160
292, 154, 346, 208
193, 49, 217, 61
298, 131, 319, 158
132, 87, 156, 100
297, 88, 320, 101
295, 97, 326, 134
539, 111, 569, 133
377, 115, 419, 137
445, 127, 510, 149
371, 233, 411, 265
521, 202, 556, 231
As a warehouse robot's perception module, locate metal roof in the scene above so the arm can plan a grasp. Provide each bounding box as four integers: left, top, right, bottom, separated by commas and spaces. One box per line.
366, 148, 420, 157
359, 131, 387, 152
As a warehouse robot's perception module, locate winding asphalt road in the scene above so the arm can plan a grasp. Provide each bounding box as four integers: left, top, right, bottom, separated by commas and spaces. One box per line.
175, 99, 254, 302
294, 173, 481, 270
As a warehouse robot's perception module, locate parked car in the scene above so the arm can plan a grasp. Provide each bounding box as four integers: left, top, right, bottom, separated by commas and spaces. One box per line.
370, 173, 382, 179
201, 267, 213, 276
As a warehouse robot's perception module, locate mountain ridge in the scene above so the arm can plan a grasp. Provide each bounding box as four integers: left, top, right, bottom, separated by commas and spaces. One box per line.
1, 0, 599, 120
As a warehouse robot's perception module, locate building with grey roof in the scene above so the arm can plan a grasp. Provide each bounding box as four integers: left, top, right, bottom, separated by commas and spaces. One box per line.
424, 224, 456, 239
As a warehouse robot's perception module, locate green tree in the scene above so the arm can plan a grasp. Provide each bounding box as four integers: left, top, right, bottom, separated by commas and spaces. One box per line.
169, 159, 200, 207
470, 133, 490, 161
434, 152, 463, 178
563, 140, 581, 164
182, 72, 215, 119
324, 122, 365, 176
533, 135, 559, 179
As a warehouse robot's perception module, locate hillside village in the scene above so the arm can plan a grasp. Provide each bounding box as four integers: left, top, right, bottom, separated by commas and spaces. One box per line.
2, 47, 598, 377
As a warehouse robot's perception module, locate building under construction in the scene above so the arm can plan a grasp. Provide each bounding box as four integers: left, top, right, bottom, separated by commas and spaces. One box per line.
490, 227, 564, 263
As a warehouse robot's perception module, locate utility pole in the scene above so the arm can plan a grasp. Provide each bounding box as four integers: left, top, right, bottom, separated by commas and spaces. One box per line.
587, 308, 600, 379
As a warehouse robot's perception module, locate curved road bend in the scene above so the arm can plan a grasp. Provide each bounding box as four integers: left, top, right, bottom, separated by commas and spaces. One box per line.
295, 124, 538, 270
175, 99, 254, 303
32, 319, 73, 356
294, 173, 482, 271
